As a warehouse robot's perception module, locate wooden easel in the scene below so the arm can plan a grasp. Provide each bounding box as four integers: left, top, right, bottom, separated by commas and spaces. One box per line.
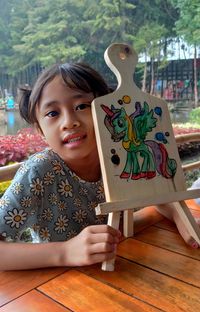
92, 43, 200, 271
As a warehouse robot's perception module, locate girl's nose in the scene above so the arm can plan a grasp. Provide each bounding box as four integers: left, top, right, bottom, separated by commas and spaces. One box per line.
61, 111, 80, 129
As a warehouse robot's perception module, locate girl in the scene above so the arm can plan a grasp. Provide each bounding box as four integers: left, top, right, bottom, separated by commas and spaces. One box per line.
0, 63, 199, 271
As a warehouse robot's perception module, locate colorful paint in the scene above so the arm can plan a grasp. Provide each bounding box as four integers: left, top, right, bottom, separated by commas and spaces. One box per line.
101, 99, 177, 180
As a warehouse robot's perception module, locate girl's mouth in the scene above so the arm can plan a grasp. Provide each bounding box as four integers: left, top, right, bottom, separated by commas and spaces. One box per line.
63, 134, 86, 145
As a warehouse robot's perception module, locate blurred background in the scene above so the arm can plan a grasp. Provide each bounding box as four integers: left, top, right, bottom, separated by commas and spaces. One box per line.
0, 0, 200, 135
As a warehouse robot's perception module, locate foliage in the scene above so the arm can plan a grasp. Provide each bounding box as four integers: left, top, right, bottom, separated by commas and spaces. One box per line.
0, 125, 200, 196
171, 0, 200, 45
189, 107, 200, 124
184, 169, 200, 188
0, 128, 47, 166
0, 180, 12, 198
170, 0, 200, 106
0, 0, 179, 83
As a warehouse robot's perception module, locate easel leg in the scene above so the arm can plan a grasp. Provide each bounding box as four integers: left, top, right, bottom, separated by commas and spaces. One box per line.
173, 201, 200, 244
123, 209, 134, 237
101, 211, 121, 271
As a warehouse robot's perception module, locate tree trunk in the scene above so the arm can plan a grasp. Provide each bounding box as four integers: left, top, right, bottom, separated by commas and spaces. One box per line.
193, 44, 198, 107
142, 53, 147, 92
150, 57, 154, 95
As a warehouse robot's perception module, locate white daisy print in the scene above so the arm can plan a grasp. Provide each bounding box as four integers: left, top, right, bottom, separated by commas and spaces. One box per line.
12, 182, 23, 195
69, 170, 85, 183
95, 215, 107, 225
33, 153, 47, 162
32, 223, 40, 233
79, 187, 88, 196
88, 201, 98, 211
44, 172, 55, 185
30, 178, 44, 196
52, 160, 65, 175
96, 184, 105, 200
18, 163, 29, 174
42, 208, 53, 221
4, 208, 27, 229
72, 209, 87, 224
66, 230, 77, 239
20, 196, 32, 208
73, 198, 82, 207
48, 193, 58, 205
54, 215, 69, 233
58, 179, 73, 197
0, 196, 10, 209
40, 227, 51, 241
58, 201, 67, 211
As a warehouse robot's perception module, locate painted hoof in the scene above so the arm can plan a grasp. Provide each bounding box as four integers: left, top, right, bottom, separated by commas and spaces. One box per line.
147, 171, 156, 179
131, 173, 142, 180
120, 172, 130, 179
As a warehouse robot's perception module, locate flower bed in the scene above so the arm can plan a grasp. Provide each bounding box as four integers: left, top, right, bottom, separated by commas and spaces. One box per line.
0, 128, 47, 166
173, 125, 200, 159
0, 125, 200, 196
1, 126, 200, 166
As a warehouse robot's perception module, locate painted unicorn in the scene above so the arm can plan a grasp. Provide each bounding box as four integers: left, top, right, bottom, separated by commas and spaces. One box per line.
101, 101, 177, 180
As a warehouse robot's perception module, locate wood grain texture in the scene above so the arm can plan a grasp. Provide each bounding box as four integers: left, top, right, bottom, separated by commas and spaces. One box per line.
81, 257, 200, 312
117, 238, 200, 287
152, 206, 200, 233
38, 269, 160, 312
95, 190, 200, 215
92, 43, 200, 270
0, 290, 68, 312
92, 43, 185, 203
0, 268, 67, 307
185, 199, 200, 211
135, 226, 200, 260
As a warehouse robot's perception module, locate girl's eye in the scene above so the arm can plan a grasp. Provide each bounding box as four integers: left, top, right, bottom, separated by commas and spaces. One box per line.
46, 111, 58, 117
76, 103, 91, 111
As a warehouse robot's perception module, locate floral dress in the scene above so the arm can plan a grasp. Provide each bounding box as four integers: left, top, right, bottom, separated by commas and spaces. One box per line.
0, 149, 107, 242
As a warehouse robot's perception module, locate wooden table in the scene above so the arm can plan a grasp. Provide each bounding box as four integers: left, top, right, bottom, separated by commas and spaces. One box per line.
1, 200, 200, 312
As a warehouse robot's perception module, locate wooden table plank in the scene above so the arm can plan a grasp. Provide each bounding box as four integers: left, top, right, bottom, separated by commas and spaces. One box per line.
154, 207, 200, 232
0, 290, 69, 312
0, 268, 67, 307
81, 257, 200, 312
153, 218, 178, 232
117, 238, 200, 287
135, 226, 200, 260
38, 269, 160, 312
185, 199, 200, 211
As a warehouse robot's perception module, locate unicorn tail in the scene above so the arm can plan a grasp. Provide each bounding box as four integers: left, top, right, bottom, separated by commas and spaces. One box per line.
146, 140, 177, 178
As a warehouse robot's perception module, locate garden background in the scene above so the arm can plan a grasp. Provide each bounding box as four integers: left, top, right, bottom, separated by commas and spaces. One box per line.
0, 0, 200, 196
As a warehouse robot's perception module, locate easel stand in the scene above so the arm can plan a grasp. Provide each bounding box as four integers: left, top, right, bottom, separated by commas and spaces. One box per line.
96, 189, 200, 271
92, 43, 200, 272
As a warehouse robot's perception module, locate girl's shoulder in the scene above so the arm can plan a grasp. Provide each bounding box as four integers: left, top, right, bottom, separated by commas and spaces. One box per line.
16, 148, 68, 180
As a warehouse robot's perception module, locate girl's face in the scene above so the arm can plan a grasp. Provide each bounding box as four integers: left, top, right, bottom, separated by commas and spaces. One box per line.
36, 75, 98, 168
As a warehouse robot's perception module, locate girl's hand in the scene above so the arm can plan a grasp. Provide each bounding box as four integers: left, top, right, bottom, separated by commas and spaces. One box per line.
62, 225, 121, 266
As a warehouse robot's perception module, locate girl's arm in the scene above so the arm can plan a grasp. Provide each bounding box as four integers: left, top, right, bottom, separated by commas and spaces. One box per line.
0, 225, 121, 271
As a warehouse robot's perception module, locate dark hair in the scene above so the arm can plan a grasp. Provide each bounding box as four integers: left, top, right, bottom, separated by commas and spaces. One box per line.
18, 63, 110, 125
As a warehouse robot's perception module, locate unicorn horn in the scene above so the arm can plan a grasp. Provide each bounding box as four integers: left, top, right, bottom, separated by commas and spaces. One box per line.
101, 104, 114, 117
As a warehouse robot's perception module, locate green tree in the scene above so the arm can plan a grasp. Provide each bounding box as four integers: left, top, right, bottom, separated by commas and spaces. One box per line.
81, 0, 136, 83
132, 0, 178, 93
9, 0, 87, 70
171, 0, 200, 107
